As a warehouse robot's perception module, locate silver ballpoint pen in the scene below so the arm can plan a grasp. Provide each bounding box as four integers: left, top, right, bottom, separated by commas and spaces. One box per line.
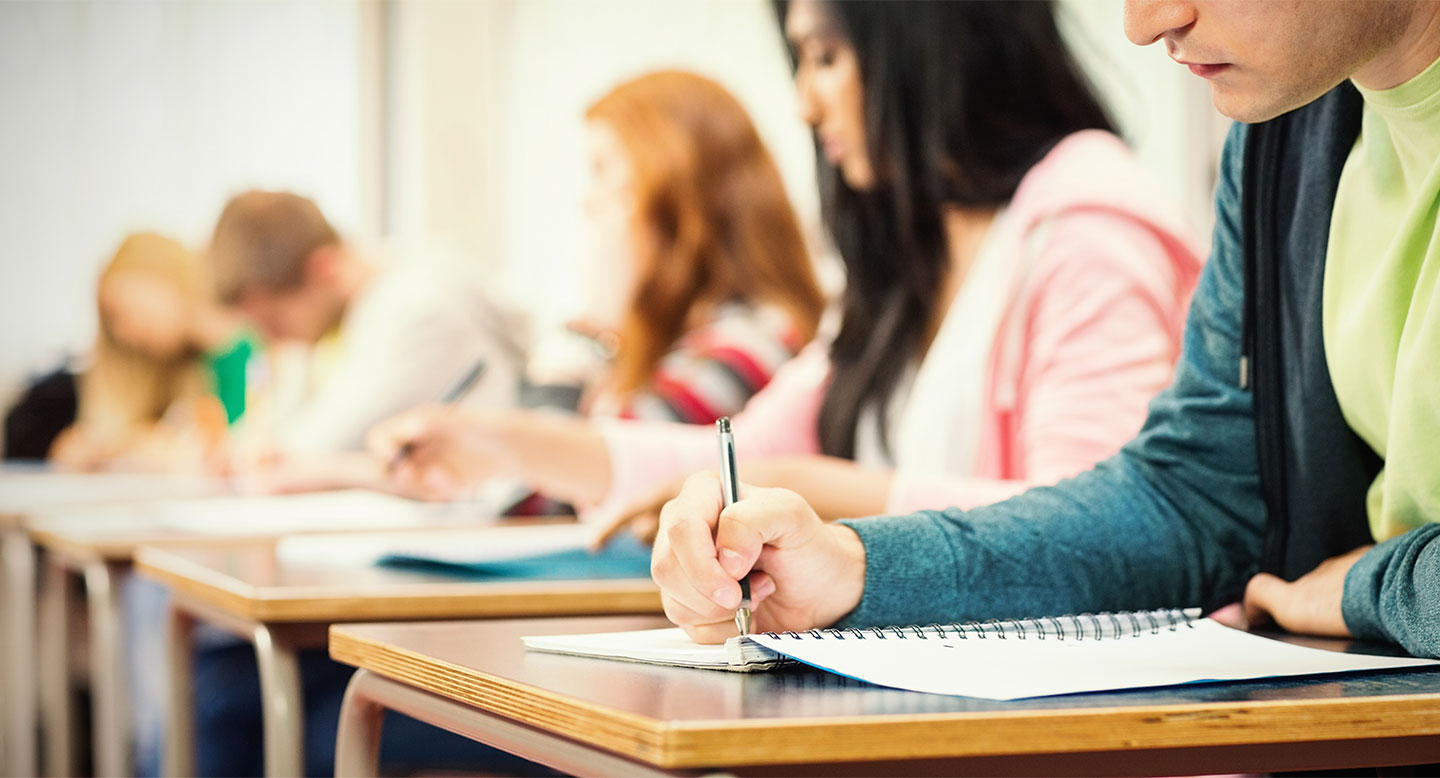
716, 417, 752, 635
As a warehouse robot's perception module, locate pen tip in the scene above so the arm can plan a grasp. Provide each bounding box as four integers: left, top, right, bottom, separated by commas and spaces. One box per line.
717, 417, 731, 433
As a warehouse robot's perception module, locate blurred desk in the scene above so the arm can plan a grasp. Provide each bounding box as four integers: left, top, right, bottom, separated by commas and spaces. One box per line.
329, 616, 1440, 777
0, 470, 221, 778
135, 530, 660, 777
24, 500, 495, 778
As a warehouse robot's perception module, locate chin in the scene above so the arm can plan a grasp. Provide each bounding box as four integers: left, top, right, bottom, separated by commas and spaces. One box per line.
1210, 79, 1334, 125
1211, 87, 1278, 124
840, 163, 876, 192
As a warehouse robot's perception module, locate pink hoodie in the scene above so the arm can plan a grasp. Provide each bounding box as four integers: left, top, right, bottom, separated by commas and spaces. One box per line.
591, 131, 1203, 519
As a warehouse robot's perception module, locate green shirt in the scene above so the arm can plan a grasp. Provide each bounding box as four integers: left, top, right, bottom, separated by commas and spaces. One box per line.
1325, 53, 1440, 542
203, 332, 257, 425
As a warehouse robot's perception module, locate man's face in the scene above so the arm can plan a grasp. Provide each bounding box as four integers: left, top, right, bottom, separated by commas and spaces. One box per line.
1124, 0, 1409, 123
235, 260, 342, 344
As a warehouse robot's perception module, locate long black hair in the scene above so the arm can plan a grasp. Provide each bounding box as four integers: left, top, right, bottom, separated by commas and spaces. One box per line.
776, 0, 1116, 459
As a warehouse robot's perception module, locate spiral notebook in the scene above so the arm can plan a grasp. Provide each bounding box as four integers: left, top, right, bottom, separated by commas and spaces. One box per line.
523, 608, 1440, 700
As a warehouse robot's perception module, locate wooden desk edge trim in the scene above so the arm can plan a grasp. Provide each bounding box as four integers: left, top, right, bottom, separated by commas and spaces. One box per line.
135, 549, 661, 622
329, 627, 1440, 769
331, 626, 670, 759
241, 583, 663, 622
136, 546, 263, 620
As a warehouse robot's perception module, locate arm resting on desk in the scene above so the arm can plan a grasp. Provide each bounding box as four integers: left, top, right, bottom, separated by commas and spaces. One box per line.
1345, 524, 1440, 658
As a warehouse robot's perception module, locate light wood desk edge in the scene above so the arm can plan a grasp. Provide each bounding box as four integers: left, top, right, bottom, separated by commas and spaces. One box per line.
134, 545, 663, 622
330, 624, 1440, 770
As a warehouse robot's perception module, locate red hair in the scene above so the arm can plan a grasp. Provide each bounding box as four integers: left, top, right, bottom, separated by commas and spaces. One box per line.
586, 70, 824, 396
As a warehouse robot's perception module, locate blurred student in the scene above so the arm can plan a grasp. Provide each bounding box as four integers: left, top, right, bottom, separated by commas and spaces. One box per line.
560, 70, 824, 424
371, 0, 1203, 533
206, 190, 525, 461
185, 71, 824, 776
49, 233, 254, 472
375, 70, 827, 501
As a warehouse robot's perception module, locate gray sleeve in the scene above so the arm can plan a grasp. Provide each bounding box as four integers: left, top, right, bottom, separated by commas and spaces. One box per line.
1343, 524, 1440, 657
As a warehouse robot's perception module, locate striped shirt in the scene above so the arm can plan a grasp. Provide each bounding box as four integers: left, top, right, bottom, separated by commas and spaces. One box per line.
595, 303, 804, 425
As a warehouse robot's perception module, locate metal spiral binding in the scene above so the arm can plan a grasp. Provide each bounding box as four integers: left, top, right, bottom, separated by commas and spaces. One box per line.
761, 608, 1195, 642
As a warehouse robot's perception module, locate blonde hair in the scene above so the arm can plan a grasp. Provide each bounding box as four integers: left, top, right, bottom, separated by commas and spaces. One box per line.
208, 190, 339, 303
78, 233, 207, 441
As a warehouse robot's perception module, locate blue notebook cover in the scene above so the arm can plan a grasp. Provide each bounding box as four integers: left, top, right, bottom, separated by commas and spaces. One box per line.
377, 533, 654, 580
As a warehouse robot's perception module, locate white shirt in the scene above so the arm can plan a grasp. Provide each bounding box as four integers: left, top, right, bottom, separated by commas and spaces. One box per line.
273, 262, 526, 455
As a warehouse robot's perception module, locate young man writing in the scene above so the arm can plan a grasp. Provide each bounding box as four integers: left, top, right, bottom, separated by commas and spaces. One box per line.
649, 0, 1440, 658
207, 190, 524, 457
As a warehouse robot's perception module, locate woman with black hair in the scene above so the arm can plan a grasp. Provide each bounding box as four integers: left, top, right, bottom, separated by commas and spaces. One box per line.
372, 0, 1202, 531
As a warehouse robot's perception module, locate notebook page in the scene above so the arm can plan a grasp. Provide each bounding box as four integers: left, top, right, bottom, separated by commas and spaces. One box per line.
155, 489, 469, 535
0, 472, 224, 513
276, 523, 592, 567
524, 627, 782, 670
750, 618, 1439, 700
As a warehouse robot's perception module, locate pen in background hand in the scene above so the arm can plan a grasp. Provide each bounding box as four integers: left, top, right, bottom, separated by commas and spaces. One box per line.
389, 360, 487, 473
716, 417, 752, 635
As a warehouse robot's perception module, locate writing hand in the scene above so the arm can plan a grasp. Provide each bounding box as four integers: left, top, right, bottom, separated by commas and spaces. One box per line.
366, 405, 516, 501
650, 471, 867, 643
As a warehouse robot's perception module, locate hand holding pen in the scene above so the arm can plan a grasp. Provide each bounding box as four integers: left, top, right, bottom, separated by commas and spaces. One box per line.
389, 361, 488, 472
647, 465, 868, 644
366, 361, 500, 500
716, 417, 753, 635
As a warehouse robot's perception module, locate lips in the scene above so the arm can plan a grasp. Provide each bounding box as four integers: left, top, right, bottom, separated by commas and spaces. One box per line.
1185, 62, 1230, 78
1172, 53, 1231, 79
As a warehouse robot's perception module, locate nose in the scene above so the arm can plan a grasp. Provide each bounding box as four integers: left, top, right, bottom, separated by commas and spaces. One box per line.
794, 67, 822, 128
1123, 0, 1197, 46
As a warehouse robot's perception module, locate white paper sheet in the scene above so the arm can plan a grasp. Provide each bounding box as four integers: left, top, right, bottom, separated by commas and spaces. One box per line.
751, 617, 1439, 700
0, 472, 224, 513
275, 522, 594, 567
153, 489, 471, 535
524, 627, 780, 670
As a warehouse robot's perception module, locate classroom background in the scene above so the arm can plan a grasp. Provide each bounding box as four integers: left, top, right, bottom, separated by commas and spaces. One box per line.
0, 0, 1227, 416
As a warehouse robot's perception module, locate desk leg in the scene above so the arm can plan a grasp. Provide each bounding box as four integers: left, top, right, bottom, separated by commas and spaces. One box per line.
333, 669, 695, 778
161, 606, 195, 778
2, 529, 38, 778
333, 670, 383, 777
83, 560, 130, 778
38, 558, 75, 778
253, 624, 304, 777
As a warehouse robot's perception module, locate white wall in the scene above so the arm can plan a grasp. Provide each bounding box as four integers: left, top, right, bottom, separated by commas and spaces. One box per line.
0, 0, 382, 399
1060, 0, 1226, 244
0, 0, 1227, 407
388, 0, 821, 328
392, 0, 1225, 333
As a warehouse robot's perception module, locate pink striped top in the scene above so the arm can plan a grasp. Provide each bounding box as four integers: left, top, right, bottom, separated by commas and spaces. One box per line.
592, 303, 804, 425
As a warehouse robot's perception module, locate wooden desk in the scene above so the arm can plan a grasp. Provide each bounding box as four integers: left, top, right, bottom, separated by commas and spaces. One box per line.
0, 510, 37, 778
329, 617, 1440, 777
30, 512, 288, 778
0, 471, 223, 778
134, 535, 662, 777
24, 508, 499, 778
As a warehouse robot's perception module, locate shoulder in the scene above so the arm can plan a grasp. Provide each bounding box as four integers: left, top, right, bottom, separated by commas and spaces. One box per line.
650, 304, 800, 392
682, 303, 805, 361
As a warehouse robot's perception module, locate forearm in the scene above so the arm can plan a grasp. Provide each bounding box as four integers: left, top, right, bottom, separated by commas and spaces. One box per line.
838, 447, 1266, 629
741, 456, 892, 521
1343, 523, 1440, 657
498, 410, 613, 507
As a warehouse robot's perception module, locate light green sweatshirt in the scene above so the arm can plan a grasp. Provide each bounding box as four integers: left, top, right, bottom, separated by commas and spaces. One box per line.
1325, 53, 1440, 542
